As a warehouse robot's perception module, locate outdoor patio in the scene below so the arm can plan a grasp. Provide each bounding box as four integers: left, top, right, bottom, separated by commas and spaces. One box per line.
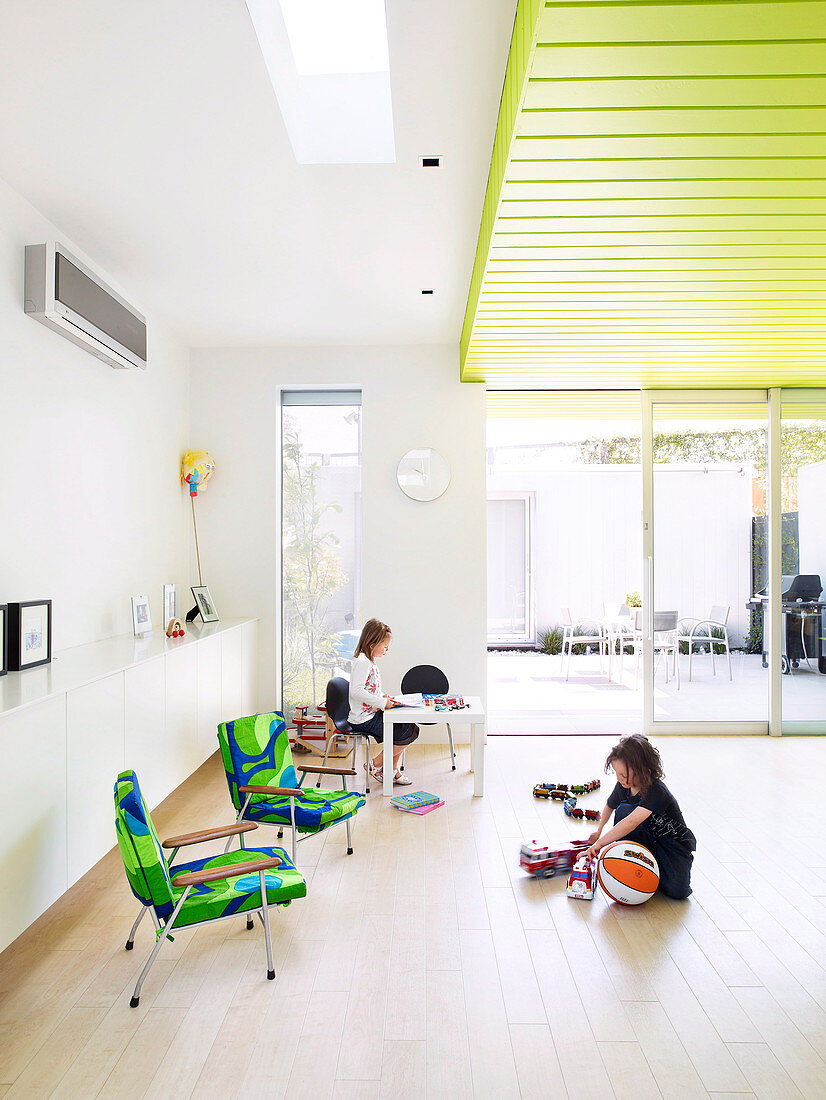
487, 648, 825, 734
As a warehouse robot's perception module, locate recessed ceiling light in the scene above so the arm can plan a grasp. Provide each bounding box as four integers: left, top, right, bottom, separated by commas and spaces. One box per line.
420, 156, 442, 168
421, 289, 435, 296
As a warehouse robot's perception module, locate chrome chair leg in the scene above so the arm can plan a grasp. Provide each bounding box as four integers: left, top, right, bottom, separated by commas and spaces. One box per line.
130, 888, 190, 1007
346, 816, 353, 855
447, 722, 456, 770
125, 906, 148, 950
259, 870, 275, 980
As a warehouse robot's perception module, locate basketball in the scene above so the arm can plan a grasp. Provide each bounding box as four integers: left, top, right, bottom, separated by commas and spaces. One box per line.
597, 841, 659, 905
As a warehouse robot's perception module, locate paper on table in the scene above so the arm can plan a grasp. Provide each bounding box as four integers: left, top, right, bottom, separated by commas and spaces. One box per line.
391, 693, 424, 706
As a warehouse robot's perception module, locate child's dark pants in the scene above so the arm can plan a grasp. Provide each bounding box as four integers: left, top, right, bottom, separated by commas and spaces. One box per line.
349, 710, 419, 746
613, 803, 695, 899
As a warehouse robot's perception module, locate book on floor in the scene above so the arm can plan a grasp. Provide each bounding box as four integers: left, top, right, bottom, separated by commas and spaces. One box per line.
389, 790, 440, 810
393, 799, 445, 816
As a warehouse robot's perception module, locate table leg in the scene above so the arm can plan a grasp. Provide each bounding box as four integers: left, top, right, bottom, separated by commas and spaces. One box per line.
472, 721, 485, 797
383, 716, 393, 797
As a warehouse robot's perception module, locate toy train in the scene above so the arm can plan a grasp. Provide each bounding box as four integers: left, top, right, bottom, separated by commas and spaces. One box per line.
533, 780, 600, 800
519, 840, 589, 879
563, 798, 600, 822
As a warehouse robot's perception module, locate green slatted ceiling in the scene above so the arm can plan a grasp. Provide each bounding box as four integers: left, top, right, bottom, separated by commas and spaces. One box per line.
461, 0, 826, 388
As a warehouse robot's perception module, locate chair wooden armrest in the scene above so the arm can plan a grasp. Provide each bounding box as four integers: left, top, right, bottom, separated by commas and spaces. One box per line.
298, 765, 357, 777
174, 855, 282, 887
239, 784, 303, 797
162, 822, 258, 848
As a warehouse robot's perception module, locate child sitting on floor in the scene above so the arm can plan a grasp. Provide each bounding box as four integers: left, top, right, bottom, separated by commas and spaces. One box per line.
584, 733, 696, 899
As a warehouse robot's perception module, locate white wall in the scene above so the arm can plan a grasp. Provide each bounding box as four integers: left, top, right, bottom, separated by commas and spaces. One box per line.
488, 464, 752, 645
0, 175, 192, 649
190, 346, 487, 725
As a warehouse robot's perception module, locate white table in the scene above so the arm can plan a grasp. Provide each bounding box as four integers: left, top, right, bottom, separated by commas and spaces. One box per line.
381, 696, 486, 798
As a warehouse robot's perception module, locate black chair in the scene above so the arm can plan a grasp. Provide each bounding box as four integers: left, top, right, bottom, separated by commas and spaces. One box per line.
324, 677, 373, 794
400, 664, 456, 770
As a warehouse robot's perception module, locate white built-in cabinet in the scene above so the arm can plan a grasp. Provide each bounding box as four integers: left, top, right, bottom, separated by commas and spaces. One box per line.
0, 618, 258, 952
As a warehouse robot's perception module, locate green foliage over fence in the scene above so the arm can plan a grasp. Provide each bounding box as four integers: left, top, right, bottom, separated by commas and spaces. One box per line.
577, 426, 826, 485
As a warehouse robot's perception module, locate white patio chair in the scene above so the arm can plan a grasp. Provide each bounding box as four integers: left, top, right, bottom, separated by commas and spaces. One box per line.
560, 607, 608, 681
629, 610, 680, 687
678, 605, 732, 681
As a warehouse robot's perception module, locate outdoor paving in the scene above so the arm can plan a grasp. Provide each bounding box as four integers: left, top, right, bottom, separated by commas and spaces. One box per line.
487, 648, 825, 733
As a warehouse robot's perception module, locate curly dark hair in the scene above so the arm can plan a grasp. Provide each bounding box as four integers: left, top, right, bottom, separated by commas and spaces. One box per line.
604, 734, 664, 795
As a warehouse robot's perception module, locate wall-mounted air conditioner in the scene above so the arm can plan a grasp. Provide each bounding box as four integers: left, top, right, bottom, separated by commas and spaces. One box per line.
24, 242, 147, 370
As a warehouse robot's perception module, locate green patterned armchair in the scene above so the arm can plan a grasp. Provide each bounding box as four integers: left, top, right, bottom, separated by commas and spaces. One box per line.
217, 712, 366, 861
114, 769, 306, 1007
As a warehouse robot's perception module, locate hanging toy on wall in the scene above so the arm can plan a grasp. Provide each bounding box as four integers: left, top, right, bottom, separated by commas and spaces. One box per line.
180, 450, 216, 622
166, 618, 186, 639
181, 450, 216, 497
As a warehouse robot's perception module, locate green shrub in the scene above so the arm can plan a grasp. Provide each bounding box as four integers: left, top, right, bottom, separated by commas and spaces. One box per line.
538, 625, 563, 655
572, 624, 601, 655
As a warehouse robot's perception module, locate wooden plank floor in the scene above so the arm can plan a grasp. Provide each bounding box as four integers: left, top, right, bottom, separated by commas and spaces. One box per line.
1, 734, 824, 1099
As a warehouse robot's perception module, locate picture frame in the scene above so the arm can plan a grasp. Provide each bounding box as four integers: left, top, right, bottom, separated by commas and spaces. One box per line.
131, 595, 153, 637
7, 600, 52, 671
191, 585, 219, 623
163, 583, 177, 624
0, 604, 7, 676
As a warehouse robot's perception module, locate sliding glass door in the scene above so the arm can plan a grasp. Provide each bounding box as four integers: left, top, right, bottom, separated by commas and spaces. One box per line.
643, 389, 826, 735
642, 391, 769, 733
487, 493, 533, 644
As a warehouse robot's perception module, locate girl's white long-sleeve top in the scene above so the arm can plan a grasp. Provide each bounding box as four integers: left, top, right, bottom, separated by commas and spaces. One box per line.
348, 653, 386, 725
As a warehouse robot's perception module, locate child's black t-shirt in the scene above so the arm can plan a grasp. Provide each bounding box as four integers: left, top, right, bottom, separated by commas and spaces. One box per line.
607, 779, 694, 848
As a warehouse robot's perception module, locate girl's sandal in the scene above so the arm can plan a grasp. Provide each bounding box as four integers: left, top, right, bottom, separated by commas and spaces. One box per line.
367, 761, 383, 783
393, 770, 413, 785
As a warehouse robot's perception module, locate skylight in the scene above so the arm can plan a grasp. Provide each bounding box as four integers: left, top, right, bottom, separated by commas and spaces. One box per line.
245, 0, 396, 164
279, 0, 389, 76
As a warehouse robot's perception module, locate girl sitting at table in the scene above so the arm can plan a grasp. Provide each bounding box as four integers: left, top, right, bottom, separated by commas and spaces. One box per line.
348, 618, 419, 786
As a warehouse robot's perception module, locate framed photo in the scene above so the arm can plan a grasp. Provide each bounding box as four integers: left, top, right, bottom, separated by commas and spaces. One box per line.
131, 595, 153, 636
163, 583, 177, 623
0, 604, 7, 676
7, 600, 52, 671
191, 585, 219, 623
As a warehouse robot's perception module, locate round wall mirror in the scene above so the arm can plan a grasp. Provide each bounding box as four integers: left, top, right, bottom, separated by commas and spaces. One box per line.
396, 448, 451, 501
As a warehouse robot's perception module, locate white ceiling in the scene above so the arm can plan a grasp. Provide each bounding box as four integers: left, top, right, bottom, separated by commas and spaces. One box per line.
0, 0, 515, 347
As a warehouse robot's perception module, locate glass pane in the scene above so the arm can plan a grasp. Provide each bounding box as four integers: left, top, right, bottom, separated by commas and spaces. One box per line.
487, 498, 528, 640
281, 401, 361, 721
780, 405, 826, 725
487, 399, 642, 735
651, 402, 767, 723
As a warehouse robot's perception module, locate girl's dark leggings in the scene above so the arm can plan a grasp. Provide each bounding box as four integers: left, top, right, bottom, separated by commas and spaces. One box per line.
613, 802, 695, 899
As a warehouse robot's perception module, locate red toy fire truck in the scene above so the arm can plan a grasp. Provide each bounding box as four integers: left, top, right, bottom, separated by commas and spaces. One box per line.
519, 840, 589, 879
566, 856, 595, 900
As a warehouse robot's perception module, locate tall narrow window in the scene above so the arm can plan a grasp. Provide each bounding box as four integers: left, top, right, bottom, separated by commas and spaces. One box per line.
281, 391, 362, 719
